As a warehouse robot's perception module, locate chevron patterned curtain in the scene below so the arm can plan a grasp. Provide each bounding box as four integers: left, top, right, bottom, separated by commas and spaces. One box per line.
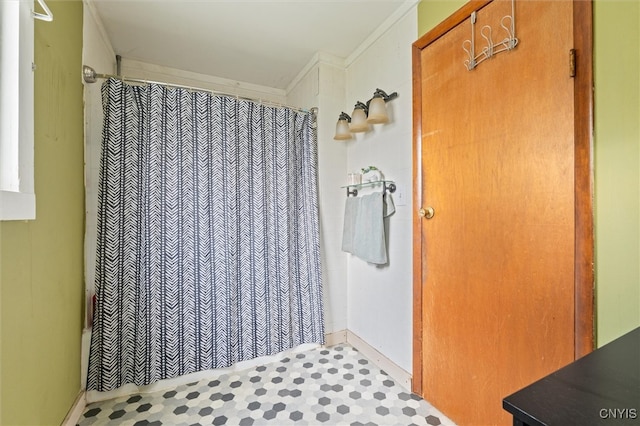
87, 79, 324, 392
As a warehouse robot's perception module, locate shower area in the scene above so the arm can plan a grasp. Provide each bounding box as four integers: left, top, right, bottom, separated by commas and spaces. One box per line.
81, 57, 342, 399
88, 75, 325, 394
81, 2, 416, 400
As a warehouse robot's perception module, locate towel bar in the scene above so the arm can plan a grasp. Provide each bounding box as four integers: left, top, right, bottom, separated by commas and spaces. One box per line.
343, 180, 396, 197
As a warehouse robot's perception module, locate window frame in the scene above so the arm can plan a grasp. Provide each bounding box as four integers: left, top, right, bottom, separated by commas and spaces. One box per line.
0, 0, 36, 220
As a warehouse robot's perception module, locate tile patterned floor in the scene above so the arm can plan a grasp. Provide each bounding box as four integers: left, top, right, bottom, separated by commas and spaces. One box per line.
79, 344, 455, 426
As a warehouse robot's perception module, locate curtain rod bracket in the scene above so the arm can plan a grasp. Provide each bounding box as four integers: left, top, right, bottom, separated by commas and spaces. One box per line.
83, 65, 97, 83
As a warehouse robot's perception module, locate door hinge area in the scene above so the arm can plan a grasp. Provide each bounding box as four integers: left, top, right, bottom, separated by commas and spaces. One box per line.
569, 49, 576, 78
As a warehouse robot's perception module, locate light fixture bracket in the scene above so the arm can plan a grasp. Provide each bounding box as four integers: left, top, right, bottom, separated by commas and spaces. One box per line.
338, 112, 352, 122
353, 101, 368, 114
372, 89, 398, 103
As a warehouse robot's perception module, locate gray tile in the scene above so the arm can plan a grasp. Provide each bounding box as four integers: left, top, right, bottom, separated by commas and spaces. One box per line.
79, 344, 455, 426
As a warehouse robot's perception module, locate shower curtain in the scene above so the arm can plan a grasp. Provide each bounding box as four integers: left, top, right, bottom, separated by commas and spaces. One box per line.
87, 79, 324, 392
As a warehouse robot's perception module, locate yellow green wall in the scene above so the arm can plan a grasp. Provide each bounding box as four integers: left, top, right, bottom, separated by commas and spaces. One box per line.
0, 1, 85, 424
417, 0, 466, 36
593, 0, 640, 346
417, 0, 640, 347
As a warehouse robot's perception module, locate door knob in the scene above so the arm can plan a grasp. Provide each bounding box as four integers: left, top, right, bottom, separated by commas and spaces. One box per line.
418, 207, 435, 219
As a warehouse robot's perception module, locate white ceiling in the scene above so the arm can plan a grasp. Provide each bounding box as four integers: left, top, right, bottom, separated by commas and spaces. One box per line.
89, 0, 416, 91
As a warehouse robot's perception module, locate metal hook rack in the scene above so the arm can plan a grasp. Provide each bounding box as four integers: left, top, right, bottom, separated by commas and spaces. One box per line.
462, 0, 518, 70
33, 0, 53, 22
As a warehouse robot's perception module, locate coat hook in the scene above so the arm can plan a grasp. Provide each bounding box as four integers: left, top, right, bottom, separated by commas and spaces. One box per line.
33, 0, 53, 22
462, 0, 518, 70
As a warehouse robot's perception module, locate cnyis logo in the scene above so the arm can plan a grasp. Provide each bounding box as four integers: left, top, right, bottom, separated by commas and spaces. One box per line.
599, 408, 638, 420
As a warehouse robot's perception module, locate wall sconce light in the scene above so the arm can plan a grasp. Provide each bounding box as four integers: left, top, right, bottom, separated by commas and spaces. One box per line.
350, 101, 370, 133
333, 88, 398, 140
334, 112, 353, 140
367, 89, 397, 123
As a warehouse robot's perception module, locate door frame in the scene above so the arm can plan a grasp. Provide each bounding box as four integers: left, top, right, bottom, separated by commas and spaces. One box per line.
411, 0, 594, 395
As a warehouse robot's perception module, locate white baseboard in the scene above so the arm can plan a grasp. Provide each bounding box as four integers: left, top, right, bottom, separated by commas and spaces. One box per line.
324, 329, 348, 346
81, 328, 92, 392
62, 390, 86, 426
346, 330, 412, 391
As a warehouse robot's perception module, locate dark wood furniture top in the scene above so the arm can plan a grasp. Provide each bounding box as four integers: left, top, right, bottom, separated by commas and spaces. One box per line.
503, 327, 639, 426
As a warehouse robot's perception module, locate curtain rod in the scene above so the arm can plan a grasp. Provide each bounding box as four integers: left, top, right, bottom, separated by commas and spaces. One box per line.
82, 65, 317, 116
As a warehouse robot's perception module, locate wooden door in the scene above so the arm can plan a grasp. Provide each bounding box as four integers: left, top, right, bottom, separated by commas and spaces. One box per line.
411, 1, 594, 425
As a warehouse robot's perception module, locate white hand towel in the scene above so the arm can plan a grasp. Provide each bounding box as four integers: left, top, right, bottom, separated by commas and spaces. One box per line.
341, 196, 359, 254
342, 192, 395, 265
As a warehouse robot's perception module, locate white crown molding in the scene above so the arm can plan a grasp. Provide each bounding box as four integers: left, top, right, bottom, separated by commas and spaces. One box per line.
345, 0, 419, 68
286, 0, 418, 96
286, 51, 346, 95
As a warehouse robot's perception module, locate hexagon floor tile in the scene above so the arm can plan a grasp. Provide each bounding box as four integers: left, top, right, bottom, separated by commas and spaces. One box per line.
79, 344, 456, 426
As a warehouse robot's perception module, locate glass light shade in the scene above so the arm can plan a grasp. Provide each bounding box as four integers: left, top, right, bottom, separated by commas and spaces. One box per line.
333, 118, 352, 140
366, 97, 389, 124
349, 108, 369, 133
